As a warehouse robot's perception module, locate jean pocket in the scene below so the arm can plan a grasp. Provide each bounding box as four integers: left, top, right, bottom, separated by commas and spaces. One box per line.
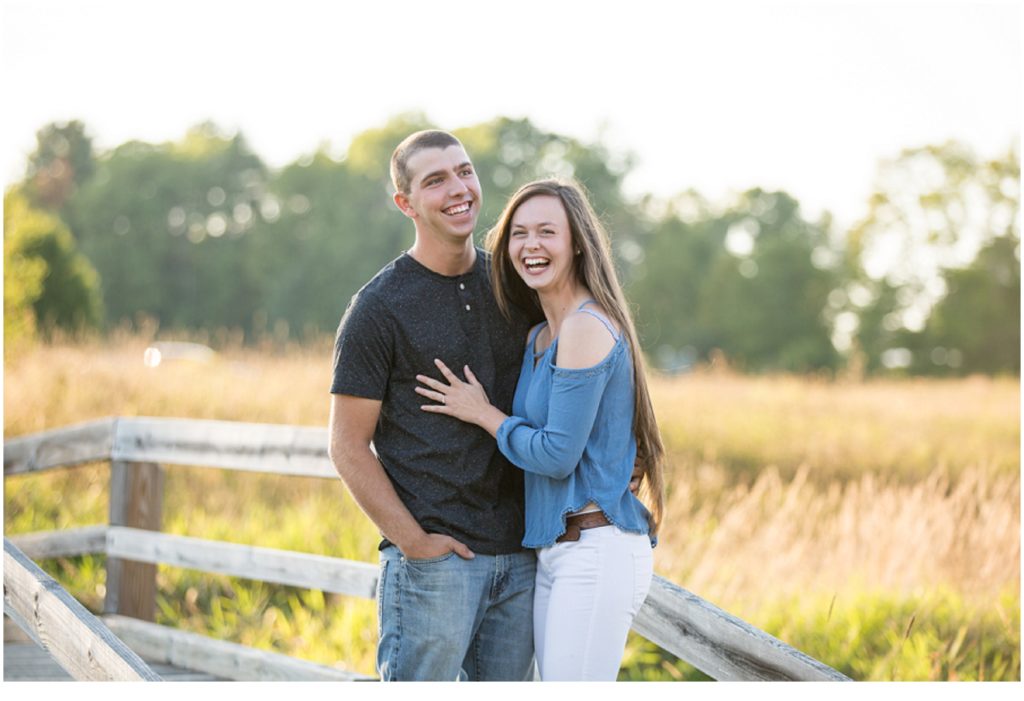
403, 550, 458, 565
631, 550, 654, 614
376, 559, 388, 637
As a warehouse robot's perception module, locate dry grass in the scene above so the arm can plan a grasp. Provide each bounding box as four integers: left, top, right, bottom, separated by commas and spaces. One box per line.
3, 335, 1020, 680
658, 464, 1019, 612
650, 371, 1019, 483
3, 331, 337, 433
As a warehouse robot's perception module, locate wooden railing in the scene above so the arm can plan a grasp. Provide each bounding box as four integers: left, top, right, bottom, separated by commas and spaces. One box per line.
4, 538, 162, 681
4, 417, 852, 682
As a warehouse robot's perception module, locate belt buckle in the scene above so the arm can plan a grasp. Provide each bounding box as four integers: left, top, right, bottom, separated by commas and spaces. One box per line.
557, 524, 581, 543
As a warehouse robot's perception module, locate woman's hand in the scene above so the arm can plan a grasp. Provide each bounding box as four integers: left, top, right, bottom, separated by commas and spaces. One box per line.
416, 359, 508, 436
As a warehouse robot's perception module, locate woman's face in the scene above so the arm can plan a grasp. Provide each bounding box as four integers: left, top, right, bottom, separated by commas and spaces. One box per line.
508, 195, 576, 294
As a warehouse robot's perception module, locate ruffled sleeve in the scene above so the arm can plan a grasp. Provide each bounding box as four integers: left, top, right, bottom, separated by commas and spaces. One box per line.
496, 347, 619, 479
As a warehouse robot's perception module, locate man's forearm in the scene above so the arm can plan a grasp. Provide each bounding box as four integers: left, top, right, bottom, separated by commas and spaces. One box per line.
330, 444, 427, 552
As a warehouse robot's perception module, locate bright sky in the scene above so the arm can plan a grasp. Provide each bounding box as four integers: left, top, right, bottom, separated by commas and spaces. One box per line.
2, 0, 1020, 229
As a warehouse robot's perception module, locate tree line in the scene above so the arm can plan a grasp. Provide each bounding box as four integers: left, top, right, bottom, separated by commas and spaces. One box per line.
4, 115, 1019, 376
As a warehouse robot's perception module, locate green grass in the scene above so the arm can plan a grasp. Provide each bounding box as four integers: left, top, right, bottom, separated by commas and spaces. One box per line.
619, 589, 1020, 681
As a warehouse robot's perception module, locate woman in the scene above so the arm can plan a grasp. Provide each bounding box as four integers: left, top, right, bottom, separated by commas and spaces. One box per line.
415, 179, 665, 681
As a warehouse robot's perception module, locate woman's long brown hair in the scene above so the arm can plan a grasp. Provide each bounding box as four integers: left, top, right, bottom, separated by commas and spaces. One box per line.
485, 179, 665, 535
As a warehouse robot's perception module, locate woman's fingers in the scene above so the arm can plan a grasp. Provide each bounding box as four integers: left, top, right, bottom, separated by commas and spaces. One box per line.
434, 358, 460, 383
416, 373, 447, 391
414, 386, 446, 403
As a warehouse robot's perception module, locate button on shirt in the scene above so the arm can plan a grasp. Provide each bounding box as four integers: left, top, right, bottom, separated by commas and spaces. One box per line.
331, 250, 530, 554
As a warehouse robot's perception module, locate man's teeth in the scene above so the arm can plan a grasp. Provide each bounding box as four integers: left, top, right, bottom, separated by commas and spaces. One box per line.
444, 202, 471, 215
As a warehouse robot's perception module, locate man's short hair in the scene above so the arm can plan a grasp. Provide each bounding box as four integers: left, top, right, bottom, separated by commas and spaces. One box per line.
390, 130, 462, 194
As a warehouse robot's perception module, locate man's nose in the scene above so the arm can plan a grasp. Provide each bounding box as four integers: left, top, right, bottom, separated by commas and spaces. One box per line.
448, 177, 469, 196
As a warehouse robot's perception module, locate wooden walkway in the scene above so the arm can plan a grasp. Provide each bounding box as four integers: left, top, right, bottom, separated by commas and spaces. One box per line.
3, 619, 223, 681
4, 416, 853, 683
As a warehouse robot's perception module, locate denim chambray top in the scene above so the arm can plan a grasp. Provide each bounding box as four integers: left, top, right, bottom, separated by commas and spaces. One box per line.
495, 305, 654, 549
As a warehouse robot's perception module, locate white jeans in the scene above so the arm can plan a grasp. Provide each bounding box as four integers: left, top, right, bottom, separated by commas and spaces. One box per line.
533, 525, 654, 681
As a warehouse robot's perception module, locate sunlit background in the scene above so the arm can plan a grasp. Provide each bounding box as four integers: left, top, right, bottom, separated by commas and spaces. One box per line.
3, 0, 1019, 225
2, 0, 1020, 683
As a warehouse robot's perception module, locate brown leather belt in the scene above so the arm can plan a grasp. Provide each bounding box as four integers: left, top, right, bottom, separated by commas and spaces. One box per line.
556, 511, 611, 543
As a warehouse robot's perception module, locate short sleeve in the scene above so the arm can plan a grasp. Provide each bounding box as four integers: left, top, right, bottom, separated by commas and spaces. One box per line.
330, 289, 393, 399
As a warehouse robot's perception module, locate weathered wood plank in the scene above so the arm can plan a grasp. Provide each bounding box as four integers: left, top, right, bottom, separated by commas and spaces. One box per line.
3, 538, 162, 681
4, 602, 41, 648
3, 417, 116, 476
632, 575, 850, 681
105, 461, 163, 620
144, 665, 222, 681
111, 417, 337, 477
7, 525, 108, 560
105, 527, 379, 599
3, 642, 74, 681
103, 615, 373, 681
3, 639, 225, 681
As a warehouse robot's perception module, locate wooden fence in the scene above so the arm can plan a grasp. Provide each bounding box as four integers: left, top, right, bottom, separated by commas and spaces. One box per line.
4, 416, 852, 682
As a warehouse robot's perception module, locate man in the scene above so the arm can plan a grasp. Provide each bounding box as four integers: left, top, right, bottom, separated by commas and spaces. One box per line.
328, 130, 535, 681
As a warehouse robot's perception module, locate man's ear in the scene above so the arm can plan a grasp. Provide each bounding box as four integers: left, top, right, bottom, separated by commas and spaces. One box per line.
394, 191, 416, 219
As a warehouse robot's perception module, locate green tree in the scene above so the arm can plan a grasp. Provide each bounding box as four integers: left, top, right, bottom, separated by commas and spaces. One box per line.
4, 191, 46, 350
68, 123, 269, 333
24, 120, 96, 212
3, 188, 102, 338
629, 189, 840, 372
250, 115, 640, 339
624, 191, 721, 370
251, 149, 413, 337
846, 142, 1019, 373
456, 117, 636, 244
908, 235, 1020, 375
701, 191, 839, 372
246, 114, 436, 339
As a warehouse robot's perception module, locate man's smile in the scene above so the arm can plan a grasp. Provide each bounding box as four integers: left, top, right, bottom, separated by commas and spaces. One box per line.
443, 202, 472, 216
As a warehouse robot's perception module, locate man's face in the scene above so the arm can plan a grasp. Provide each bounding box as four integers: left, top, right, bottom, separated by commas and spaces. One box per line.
395, 145, 482, 242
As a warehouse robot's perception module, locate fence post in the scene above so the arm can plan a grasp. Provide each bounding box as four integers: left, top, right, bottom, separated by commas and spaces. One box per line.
104, 460, 164, 620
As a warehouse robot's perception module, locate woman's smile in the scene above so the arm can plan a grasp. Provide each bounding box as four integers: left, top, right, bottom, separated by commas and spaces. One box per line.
509, 195, 573, 291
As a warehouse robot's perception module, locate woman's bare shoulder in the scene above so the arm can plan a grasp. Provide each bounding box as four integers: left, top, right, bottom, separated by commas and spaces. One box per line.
555, 311, 617, 369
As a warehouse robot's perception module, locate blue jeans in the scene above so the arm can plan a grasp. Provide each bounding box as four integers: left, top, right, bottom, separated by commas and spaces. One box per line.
376, 545, 536, 681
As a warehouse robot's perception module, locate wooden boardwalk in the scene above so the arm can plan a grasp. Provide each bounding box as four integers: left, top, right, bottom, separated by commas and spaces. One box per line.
3, 619, 223, 681
4, 416, 852, 683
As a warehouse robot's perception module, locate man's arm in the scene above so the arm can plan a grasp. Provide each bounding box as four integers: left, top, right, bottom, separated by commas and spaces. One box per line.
327, 394, 474, 560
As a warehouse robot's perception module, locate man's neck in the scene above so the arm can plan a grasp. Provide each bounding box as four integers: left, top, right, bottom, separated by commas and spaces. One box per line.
407, 235, 477, 276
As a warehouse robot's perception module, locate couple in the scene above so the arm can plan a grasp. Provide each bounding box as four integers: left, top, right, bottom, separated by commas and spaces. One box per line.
328, 130, 665, 681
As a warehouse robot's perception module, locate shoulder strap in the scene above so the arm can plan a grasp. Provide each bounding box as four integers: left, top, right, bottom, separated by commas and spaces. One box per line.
575, 300, 620, 340
528, 322, 549, 354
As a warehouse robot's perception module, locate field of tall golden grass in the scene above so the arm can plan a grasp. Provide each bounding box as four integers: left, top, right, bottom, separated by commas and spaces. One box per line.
3, 334, 1020, 681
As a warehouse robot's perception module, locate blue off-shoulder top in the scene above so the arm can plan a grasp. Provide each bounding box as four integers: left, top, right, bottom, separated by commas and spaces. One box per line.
495, 303, 654, 548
